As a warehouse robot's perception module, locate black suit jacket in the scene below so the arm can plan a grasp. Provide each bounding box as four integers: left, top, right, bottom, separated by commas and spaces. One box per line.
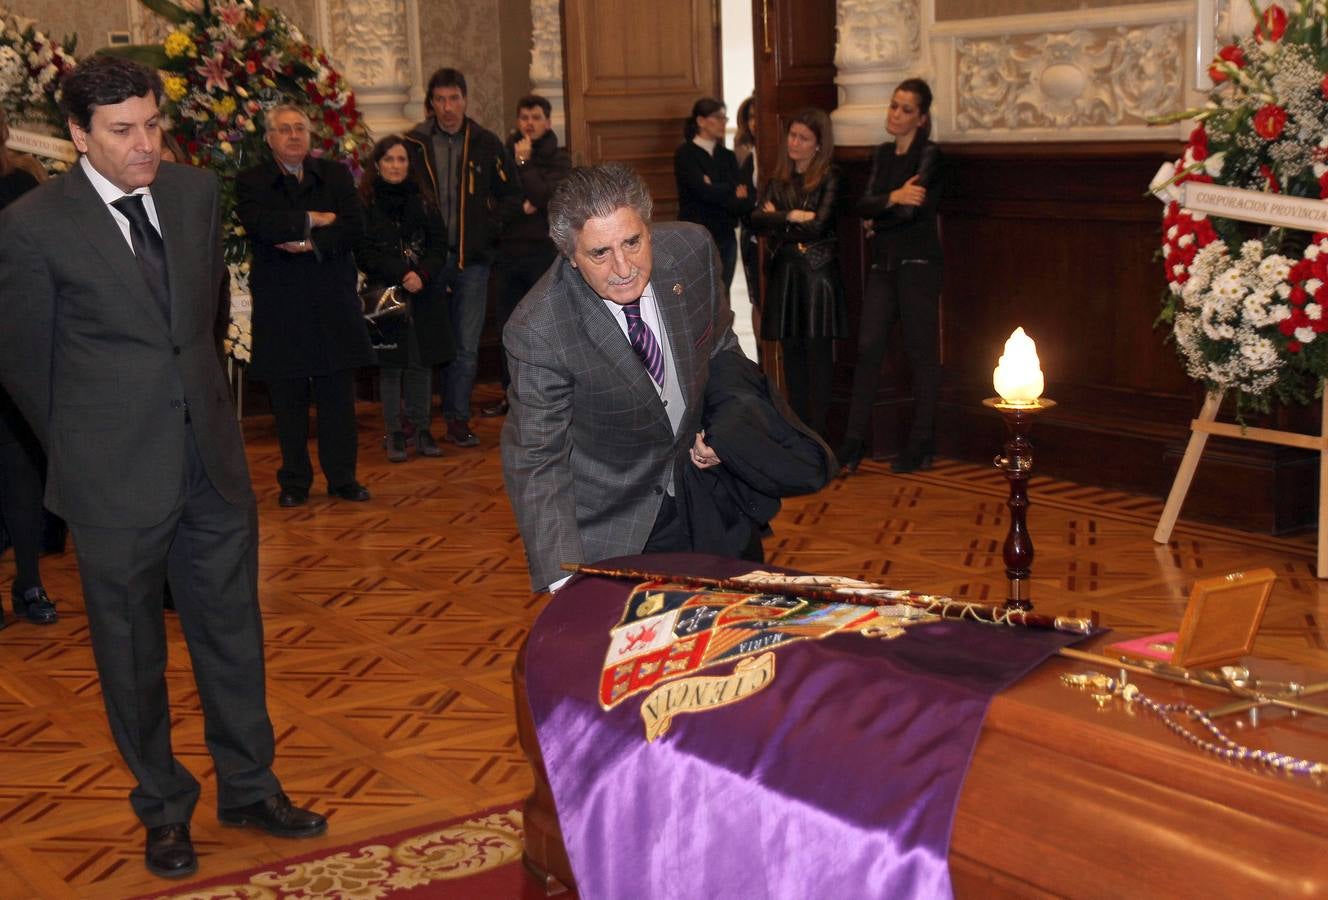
0, 161, 252, 527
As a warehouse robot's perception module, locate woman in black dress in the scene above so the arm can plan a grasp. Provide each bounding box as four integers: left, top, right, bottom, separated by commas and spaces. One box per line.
750, 108, 846, 437
356, 135, 454, 462
838, 79, 943, 474
733, 97, 761, 304
673, 97, 753, 291
0, 106, 58, 627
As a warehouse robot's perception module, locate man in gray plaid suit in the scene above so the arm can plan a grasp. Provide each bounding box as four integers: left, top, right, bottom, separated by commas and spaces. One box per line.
501, 163, 744, 592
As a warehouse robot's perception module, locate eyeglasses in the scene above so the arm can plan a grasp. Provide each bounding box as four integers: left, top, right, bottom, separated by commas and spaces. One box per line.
274, 124, 309, 136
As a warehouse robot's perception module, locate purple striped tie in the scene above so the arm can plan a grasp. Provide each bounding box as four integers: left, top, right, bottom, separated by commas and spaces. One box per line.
623, 302, 665, 386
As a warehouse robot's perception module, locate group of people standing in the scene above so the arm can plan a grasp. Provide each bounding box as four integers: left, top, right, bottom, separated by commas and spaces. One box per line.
673, 79, 944, 473
236, 69, 569, 508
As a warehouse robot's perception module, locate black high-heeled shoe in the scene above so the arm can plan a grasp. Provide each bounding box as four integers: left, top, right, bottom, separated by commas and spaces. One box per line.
891, 440, 935, 474
836, 438, 865, 476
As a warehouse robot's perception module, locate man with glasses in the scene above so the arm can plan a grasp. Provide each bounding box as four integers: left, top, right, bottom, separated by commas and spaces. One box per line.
236, 105, 374, 506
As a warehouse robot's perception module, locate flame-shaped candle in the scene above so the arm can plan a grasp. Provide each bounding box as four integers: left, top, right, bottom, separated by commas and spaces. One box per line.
993, 327, 1044, 404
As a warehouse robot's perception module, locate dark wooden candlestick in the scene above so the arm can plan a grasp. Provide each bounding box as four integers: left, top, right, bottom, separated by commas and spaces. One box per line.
983, 398, 1055, 611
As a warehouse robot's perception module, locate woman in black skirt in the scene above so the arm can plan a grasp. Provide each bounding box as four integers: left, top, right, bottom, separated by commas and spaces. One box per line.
838, 78, 943, 474
0, 106, 58, 627
750, 108, 845, 437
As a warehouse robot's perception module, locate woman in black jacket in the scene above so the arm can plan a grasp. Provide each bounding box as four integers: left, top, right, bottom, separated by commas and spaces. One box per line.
357, 135, 455, 462
674, 97, 754, 291
839, 78, 944, 474
750, 108, 846, 438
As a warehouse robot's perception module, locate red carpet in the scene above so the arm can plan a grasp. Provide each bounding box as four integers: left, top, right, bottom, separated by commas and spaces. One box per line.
134, 805, 573, 899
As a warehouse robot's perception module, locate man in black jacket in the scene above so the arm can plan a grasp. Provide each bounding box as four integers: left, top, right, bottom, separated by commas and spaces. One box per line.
403, 68, 521, 446
484, 94, 572, 417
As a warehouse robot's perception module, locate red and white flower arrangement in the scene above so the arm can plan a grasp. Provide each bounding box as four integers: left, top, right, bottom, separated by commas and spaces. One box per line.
1154, 1, 1328, 407
0, 7, 76, 135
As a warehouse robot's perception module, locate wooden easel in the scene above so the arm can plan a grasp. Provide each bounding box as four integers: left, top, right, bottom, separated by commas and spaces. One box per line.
1153, 390, 1328, 577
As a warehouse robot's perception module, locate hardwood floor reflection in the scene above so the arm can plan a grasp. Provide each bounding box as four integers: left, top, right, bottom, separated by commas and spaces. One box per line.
0, 388, 1325, 897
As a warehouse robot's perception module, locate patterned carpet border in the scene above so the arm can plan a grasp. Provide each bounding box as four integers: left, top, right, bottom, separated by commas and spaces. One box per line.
133, 805, 534, 900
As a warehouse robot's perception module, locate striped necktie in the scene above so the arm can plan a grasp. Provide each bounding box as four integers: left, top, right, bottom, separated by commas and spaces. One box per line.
623, 302, 665, 386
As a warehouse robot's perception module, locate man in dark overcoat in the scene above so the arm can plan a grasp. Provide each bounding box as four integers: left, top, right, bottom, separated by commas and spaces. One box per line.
236, 104, 374, 506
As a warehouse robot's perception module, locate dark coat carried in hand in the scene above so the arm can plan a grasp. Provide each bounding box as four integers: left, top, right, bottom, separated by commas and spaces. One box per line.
236, 156, 374, 381
676, 351, 837, 558
356, 178, 455, 368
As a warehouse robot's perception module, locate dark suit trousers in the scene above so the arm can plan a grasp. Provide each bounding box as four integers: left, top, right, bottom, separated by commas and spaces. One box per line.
267, 369, 359, 492
69, 426, 278, 827
844, 261, 943, 447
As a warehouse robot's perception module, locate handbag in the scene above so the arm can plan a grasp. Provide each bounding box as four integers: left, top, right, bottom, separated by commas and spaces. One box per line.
361, 283, 408, 321
797, 238, 837, 271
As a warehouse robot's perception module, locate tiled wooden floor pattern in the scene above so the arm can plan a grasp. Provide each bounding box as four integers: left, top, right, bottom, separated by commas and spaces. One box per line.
1, 386, 1327, 898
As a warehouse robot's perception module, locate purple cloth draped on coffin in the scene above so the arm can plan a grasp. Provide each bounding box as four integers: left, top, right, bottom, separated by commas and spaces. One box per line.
524, 553, 1086, 899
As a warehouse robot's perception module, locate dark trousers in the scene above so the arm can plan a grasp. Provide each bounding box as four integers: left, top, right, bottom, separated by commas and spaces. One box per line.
844, 262, 943, 448
0, 398, 44, 595
267, 369, 359, 492
714, 228, 738, 294
644, 493, 689, 554
69, 427, 279, 827
494, 248, 557, 389
781, 336, 835, 437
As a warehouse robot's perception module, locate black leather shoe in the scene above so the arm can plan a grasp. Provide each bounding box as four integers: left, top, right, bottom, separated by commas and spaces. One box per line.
278, 489, 308, 508
480, 399, 509, 417
219, 792, 327, 838
328, 482, 371, 502
836, 438, 865, 477
12, 587, 58, 624
892, 441, 935, 474
145, 822, 197, 879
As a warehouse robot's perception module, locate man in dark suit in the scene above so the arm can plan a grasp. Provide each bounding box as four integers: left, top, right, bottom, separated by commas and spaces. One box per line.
501, 163, 745, 592
237, 104, 374, 507
0, 57, 324, 880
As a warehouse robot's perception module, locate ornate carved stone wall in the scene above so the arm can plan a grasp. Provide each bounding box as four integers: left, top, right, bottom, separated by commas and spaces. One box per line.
529, 0, 564, 136
831, 0, 1243, 146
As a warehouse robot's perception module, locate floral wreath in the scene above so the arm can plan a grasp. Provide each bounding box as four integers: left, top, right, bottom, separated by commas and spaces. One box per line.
0, 7, 77, 144
1154, 2, 1328, 408
111, 0, 372, 361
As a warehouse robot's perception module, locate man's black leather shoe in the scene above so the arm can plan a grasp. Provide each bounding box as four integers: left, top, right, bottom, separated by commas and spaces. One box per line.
145, 822, 197, 878
480, 399, 509, 417
278, 489, 308, 508
328, 482, 371, 502
12, 587, 58, 624
219, 792, 327, 838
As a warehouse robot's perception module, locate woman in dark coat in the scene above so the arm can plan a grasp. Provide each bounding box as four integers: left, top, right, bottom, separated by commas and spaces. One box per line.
357, 135, 455, 461
733, 96, 761, 299
750, 107, 846, 438
0, 106, 58, 626
674, 97, 754, 291
838, 78, 944, 474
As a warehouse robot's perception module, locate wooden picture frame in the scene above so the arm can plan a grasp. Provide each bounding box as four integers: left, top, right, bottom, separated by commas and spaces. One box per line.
1107, 568, 1275, 669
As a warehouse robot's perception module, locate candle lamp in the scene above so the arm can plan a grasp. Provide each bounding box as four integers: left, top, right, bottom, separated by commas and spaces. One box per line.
985, 328, 1054, 611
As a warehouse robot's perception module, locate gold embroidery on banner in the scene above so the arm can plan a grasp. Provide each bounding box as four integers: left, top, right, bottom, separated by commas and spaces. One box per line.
637, 591, 666, 617
640, 652, 777, 742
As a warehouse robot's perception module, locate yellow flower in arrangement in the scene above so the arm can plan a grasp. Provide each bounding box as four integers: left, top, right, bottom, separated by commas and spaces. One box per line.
162, 74, 188, 102
219, 141, 234, 155
164, 30, 195, 59
211, 95, 237, 118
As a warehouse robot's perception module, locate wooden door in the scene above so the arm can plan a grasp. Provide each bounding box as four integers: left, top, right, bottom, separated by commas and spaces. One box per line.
750, 0, 837, 186
562, 0, 721, 219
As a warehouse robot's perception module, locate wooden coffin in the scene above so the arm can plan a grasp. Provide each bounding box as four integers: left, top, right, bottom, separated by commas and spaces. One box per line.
514, 636, 1328, 897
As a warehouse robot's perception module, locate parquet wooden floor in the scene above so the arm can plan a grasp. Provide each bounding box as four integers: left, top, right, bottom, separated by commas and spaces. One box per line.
1, 384, 1326, 898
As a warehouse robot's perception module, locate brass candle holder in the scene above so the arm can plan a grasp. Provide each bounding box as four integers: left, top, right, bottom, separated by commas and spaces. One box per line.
982, 397, 1056, 611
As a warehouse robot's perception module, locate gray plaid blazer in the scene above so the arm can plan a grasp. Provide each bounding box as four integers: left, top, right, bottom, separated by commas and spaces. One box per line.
501, 221, 742, 590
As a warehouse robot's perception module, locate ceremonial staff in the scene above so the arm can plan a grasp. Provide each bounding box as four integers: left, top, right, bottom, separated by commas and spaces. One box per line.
561, 563, 1096, 634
